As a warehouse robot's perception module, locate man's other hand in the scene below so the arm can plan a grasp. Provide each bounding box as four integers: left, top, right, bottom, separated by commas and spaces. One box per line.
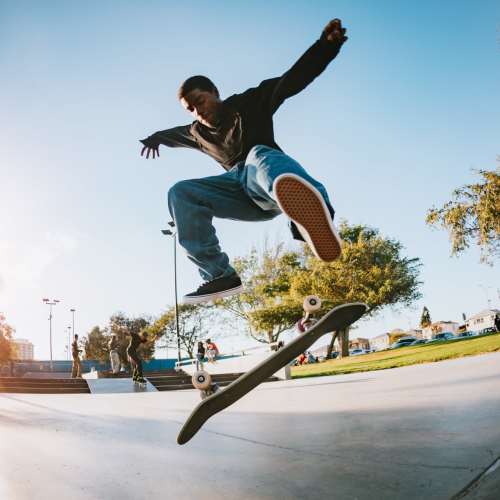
140, 144, 160, 159
323, 19, 348, 45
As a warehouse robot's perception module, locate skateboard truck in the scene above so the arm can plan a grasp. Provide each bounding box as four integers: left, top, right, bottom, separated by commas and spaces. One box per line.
298, 295, 322, 332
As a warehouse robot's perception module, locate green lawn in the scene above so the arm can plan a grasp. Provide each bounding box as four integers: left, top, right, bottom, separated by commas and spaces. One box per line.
291, 333, 500, 379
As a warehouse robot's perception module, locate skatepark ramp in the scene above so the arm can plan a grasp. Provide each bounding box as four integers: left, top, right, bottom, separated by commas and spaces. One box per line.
0, 376, 90, 394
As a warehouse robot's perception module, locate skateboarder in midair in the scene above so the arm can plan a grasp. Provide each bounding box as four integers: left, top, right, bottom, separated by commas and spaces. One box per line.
141, 19, 348, 304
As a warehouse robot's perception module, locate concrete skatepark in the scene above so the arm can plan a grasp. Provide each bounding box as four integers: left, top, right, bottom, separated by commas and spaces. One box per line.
1, 352, 499, 500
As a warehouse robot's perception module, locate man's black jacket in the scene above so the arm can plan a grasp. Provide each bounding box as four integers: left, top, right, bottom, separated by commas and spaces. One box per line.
141, 33, 343, 171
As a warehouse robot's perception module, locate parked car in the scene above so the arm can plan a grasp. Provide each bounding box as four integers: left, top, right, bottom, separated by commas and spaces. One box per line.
351, 348, 370, 356
409, 339, 427, 346
428, 332, 455, 342
456, 331, 473, 338
479, 327, 497, 335
390, 338, 417, 349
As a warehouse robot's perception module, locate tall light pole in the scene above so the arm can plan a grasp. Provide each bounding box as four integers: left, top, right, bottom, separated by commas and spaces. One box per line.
70, 308, 76, 341
42, 298, 60, 371
161, 221, 181, 363
66, 326, 72, 360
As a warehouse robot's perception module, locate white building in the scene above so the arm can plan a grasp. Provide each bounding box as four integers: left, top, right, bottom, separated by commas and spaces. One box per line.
421, 321, 460, 340
11, 338, 34, 360
466, 309, 499, 333
369, 333, 391, 351
369, 329, 421, 351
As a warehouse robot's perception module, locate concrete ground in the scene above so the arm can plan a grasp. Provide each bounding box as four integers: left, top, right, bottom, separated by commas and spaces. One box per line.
1, 352, 499, 500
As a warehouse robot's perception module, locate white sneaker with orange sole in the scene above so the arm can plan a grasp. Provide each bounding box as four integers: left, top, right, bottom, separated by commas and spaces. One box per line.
273, 173, 342, 262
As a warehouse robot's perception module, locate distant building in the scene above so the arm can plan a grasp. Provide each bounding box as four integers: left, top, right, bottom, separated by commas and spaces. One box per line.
465, 309, 500, 333
369, 329, 417, 351
11, 339, 34, 360
369, 333, 391, 351
349, 337, 370, 350
405, 329, 423, 339
422, 321, 459, 340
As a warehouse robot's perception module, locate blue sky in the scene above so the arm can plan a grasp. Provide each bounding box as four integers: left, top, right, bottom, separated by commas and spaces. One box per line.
1, 0, 499, 359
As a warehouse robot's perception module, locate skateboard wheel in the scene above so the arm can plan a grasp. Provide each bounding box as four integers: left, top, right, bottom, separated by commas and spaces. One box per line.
192, 370, 211, 390
303, 295, 321, 313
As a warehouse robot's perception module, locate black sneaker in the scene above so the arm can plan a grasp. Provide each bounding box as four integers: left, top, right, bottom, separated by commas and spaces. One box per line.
182, 274, 243, 304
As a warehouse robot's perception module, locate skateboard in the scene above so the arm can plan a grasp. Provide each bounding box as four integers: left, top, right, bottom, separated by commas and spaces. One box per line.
177, 299, 368, 445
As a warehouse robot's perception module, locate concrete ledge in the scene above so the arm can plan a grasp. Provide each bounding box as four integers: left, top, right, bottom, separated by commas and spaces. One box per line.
85, 378, 157, 394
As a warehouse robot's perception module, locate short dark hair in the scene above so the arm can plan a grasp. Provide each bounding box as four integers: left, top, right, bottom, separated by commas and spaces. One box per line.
178, 75, 219, 99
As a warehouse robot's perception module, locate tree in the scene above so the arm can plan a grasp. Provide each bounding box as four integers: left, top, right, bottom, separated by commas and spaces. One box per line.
420, 306, 432, 328
212, 223, 422, 359
146, 303, 216, 359
80, 314, 153, 366
426, 166, 500, 263
108, 314, 154, 366
83, 326, 109, 362
215, 243, 305, 344
290, 222, 422, 357
0, 314, 15, 374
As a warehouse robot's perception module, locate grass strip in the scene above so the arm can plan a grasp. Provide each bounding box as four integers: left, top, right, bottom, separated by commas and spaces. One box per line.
291, 333, 500, 379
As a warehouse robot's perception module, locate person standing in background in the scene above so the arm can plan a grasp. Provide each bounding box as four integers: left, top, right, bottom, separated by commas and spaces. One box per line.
108, 334, 121, 374
71, 334, 82, 378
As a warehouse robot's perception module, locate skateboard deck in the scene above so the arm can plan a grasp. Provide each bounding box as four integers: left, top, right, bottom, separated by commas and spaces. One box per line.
177, 302, 368, 445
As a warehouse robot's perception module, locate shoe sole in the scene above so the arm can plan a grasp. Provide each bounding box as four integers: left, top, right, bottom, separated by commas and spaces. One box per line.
273, 174, 342, 262
182, 284, 244, 305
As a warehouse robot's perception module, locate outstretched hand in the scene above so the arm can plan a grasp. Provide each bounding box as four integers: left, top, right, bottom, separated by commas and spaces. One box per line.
323, 18, 348, 45
140, 144, 160, 159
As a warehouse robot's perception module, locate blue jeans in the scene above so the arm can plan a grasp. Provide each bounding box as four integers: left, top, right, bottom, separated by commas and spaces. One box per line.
168, 145, 332, 281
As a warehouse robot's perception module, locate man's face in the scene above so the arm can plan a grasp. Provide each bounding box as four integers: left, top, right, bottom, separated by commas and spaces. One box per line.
180, 88, 221, 128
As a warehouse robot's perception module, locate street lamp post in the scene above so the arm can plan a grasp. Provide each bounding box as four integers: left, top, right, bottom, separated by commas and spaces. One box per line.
42, 298, 60, 371
70, 308, 76, 341
66, 326, 72, 360
161, 221, 181, 363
